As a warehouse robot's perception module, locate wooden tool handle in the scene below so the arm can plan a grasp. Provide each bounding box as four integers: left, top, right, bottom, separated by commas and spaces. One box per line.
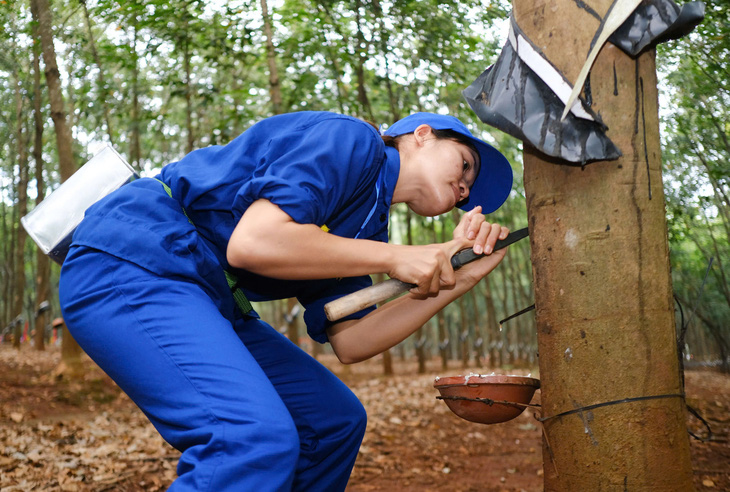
324, 278, 413, 322
325, 227, 530, 322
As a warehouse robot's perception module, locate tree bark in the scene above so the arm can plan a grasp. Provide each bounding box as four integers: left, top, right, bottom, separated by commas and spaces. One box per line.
9, 203, 17, 337
129, 21, 142, 169
515, 0, 694, 487
677, 295, 729, 373
32, 0, 74, 182
371, 272, 393, 376
12, 70, 29, 350
182, 35, 195, 154
260, 0, 282, 115
496, 262, 509, 365
285, 297, 300, 347
31, 11, 49, 351
1, 202, 11, 330
470, 289, 484, 367
482, 276, 499, 368
353, 0, 373, 121
458, 297, 469, 368
32, 0, 84, 377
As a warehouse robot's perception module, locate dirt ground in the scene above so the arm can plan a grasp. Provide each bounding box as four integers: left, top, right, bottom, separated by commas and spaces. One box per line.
1, 344, 728, 491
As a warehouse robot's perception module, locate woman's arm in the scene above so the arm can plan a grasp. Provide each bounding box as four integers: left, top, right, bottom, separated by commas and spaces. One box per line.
227, 199, 479, 296
228, 198, 509, 362
327, 207, 508, 364
326, 242, 507, 364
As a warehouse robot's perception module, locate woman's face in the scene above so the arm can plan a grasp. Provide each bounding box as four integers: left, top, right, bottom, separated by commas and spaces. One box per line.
403, 128, 480, 216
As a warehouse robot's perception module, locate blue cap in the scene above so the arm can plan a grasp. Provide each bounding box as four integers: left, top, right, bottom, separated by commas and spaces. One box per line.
384, 113, 513, 213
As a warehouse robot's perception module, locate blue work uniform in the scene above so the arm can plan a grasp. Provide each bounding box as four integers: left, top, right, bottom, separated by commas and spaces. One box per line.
59, 112, 401, 491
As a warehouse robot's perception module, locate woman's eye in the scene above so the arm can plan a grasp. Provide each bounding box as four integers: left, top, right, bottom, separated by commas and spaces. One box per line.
463, 160, 470, 173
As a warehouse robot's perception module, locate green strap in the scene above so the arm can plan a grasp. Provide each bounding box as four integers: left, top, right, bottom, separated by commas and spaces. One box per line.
224, 271, 254, 314
155, 179, 193, 225
155, 179, 253, 315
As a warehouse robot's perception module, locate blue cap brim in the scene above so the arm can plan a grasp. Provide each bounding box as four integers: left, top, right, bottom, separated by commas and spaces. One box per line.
456, 139, 513, 214
384, 113, 513, 214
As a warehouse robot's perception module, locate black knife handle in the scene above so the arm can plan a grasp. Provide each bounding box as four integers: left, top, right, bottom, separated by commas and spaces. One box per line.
450, 227, 529, 270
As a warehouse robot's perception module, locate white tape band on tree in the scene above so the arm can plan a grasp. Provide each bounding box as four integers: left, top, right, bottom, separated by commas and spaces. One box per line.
560, 0, 644, 121
508, 17, 596, 122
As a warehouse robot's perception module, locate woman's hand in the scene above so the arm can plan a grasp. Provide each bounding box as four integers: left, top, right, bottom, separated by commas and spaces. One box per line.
386, 240, 464, 297
385, 207, 509, 297
451, 206, 510, 286
452, 206, 509, 255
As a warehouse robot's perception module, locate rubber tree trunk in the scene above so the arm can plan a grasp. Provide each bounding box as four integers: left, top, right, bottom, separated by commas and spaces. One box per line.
32, 0, 84, 378
514, 0, 694, 489
260, 0, 282, 115
32, 23, 49, 352
353, 0, 373, 121
285, 297, 300, 346
12, 69, 29, 350
129, 21, 142, 170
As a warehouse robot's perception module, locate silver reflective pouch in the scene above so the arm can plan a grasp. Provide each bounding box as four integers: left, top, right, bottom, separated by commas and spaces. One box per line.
21, 145, 138, 265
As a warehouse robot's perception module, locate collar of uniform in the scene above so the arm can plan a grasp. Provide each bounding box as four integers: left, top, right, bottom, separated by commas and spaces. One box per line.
382, 145, 400, 210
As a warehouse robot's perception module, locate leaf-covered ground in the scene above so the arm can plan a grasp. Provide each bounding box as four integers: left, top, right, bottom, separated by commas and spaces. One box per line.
1, 345, 728, 491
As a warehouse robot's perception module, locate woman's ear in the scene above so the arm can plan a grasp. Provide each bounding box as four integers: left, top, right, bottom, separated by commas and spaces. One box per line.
412, 124, 433, 146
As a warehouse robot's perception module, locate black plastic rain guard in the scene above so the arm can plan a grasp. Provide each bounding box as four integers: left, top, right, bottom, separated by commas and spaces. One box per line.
464, 0, 705, 165
608, 0, 706, 56
463, 37, 621, 165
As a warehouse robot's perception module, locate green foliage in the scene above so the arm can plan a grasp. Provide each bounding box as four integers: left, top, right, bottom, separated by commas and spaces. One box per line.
658, 0, 730, 363
0, 0, 725, 362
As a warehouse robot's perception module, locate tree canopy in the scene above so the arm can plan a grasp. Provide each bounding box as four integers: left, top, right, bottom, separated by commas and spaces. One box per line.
0, 0, 726, 367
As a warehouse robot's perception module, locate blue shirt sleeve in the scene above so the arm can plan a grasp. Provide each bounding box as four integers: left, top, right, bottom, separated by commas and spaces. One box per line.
232, 117, 384, 227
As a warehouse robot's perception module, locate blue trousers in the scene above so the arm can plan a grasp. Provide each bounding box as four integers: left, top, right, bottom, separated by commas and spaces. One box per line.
59, 246, 366, 491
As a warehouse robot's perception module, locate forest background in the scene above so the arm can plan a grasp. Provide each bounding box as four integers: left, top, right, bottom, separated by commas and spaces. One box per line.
0, 0, 728, 370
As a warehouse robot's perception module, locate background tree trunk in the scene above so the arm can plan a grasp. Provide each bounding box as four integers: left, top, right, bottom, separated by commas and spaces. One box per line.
32, 0, 84, 378
353, 0, 373, 121
516, 0, 694, 487
34, 0, 75, 182
285, 297, 300, 347
2, 201, 11, 331
260, 0, 282, 115
129, 21, 142, 170
31, 15, 49, 352
12, 70, 29, 350
182, 35, 195, 154
371, 272, 393, 376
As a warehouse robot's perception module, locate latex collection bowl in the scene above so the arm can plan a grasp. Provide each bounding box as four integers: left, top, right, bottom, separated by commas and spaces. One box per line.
433, 374, 540, 424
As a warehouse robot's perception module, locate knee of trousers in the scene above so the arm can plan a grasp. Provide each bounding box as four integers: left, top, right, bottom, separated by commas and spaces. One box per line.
177, 412, 302, 476
314, 386, 368, 451
344, 397, 368, 444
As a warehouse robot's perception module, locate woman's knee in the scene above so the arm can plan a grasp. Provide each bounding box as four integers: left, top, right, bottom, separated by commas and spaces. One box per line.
348, 395, 368, 440
176, 412, 301, 472
327, 384, 368, 445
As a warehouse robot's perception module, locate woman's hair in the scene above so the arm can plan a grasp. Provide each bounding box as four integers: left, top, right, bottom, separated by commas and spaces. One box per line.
382, 129, 478, 157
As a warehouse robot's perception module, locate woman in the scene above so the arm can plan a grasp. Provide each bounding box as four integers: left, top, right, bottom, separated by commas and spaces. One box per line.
59, 111, 513, 491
